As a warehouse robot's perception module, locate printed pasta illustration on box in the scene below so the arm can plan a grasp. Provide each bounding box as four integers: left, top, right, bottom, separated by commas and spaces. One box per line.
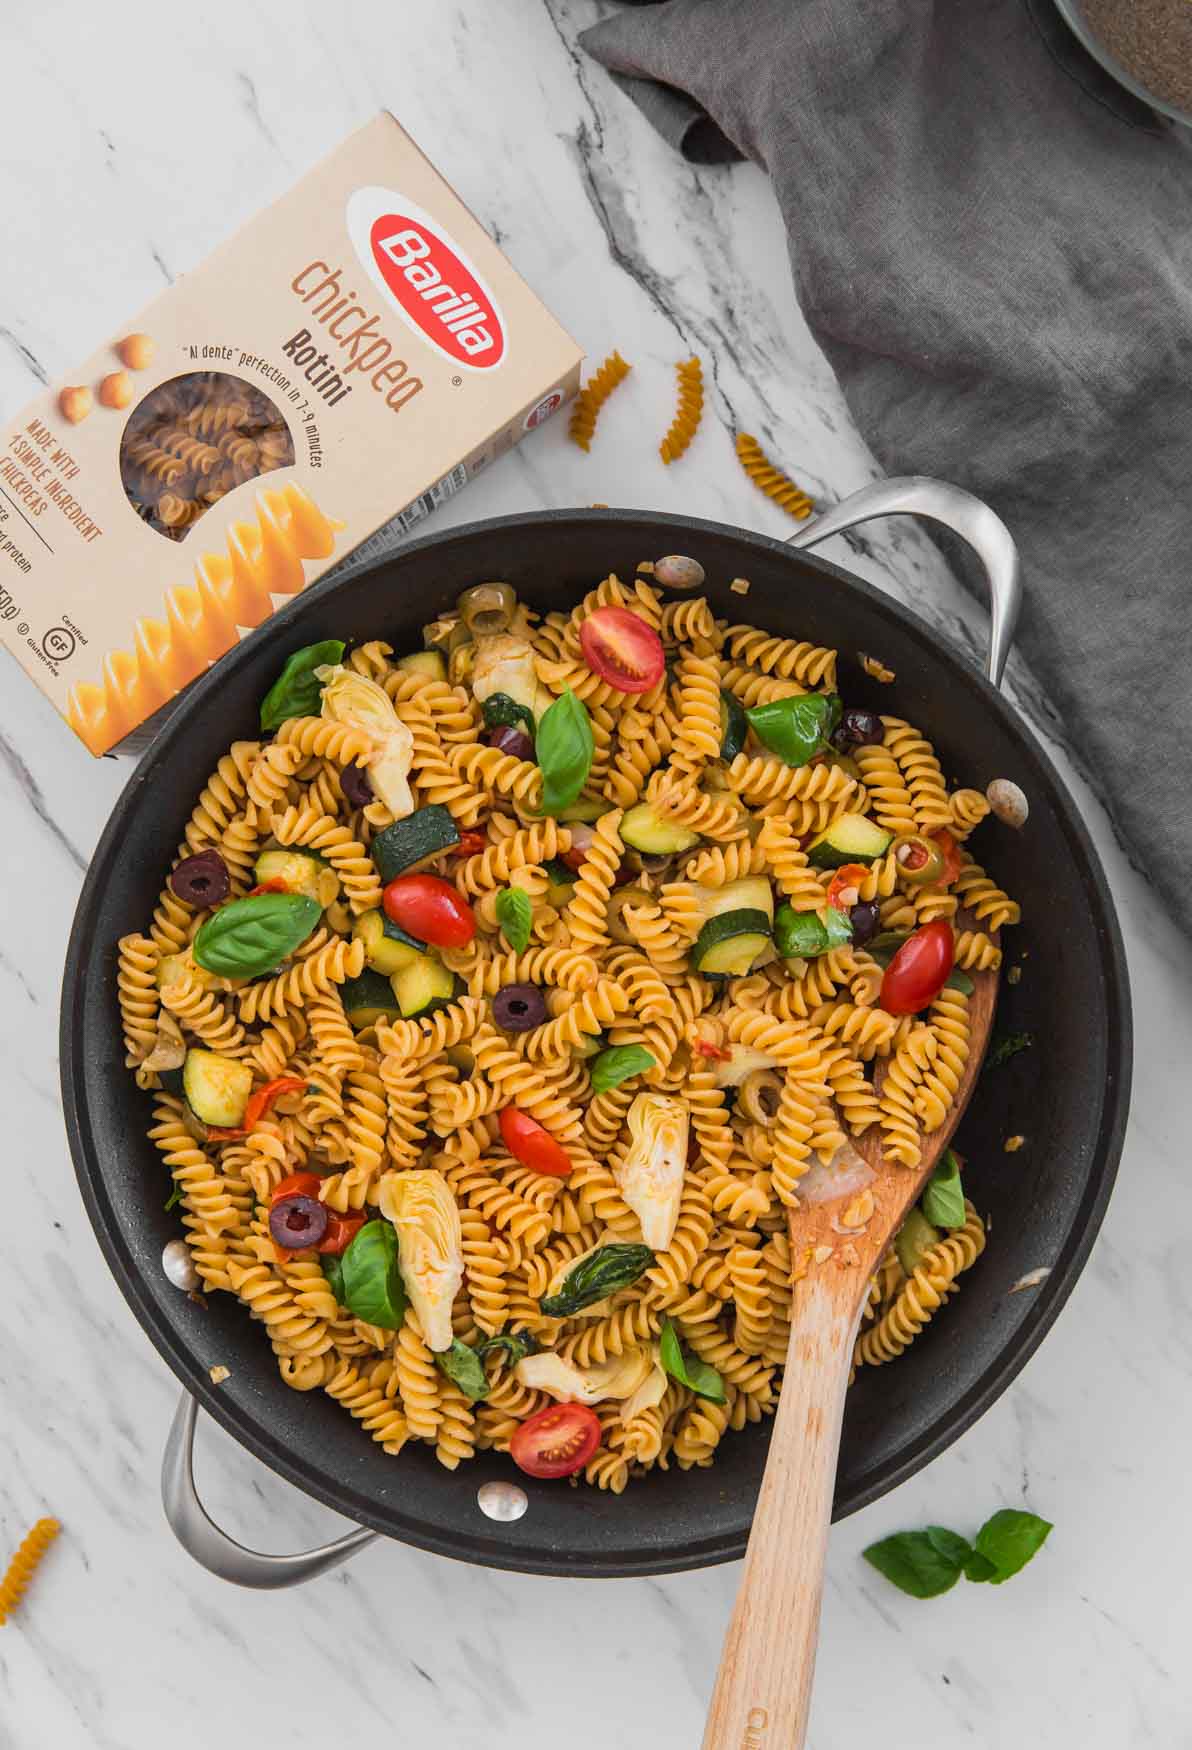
0, 115, 581, 755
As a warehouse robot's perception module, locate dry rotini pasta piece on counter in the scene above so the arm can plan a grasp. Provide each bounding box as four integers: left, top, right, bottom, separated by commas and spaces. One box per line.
734, 432, 815, 521
568, 350, 631, 451
659, 357, 704, 464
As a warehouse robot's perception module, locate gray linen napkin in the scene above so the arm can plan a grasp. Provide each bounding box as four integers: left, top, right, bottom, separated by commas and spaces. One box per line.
584, 0, 1192, 938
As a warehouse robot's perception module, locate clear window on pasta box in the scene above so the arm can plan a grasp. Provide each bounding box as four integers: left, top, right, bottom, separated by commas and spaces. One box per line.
0, 112, 582, 756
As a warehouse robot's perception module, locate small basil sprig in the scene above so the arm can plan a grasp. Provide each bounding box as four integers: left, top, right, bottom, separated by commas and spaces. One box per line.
259, 640, 345, 732
944, 967, 975, 995
921, 1150, 966, 1229
192, 892, 320, 978
164, 1184, 183, 1212
544, 857, 577, 886
536, 689, 594, 817
589, 1044, 656, 1094
482, 693, 536, 742
494, 886, 532, 952
773, 904, 853, 960
864, 1509, 1052, 1598
322, 1220, 406, 1328
659, 1317, 725, 1403
746, 693, 841, 767
478, 1330, 539, 1366
436, 1339, 489, 1402
987, 1030, 1033, 1070
540, 1243, 654, 1317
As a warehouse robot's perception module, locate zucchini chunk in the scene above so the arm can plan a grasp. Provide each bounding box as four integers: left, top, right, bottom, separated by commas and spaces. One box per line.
397, 650, 448, 682
340, 969, 403, 1029
895, 1206, 942, 1276
371, 806, 461, 883
559, 797, 606, 825
692, 908, 773, 976
392, 951, 457, 1019
621, 802, 700, 855
182, 1049, 253, 1129
806, 812, 893, 870
700, 876, 775, 925
253, 849, 340, 909
352, 909, 425, 975
719, 690, 747, 761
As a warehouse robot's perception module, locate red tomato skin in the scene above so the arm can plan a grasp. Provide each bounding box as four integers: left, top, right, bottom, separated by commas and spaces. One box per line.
880, 921, 955, 1015
318, 1212, 366, 1256
499, 1106, 573, 1177
510, 1403, 602, 1478
382, 874, 476, 947
579, 606, 665, 694
270, 1171, 323, 1205
825, 863, 870, 911
930, 829, 963, 886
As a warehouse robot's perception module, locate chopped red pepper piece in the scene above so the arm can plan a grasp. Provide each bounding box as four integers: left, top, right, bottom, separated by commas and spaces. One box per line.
929, 829, 962, 887
454, 829, 487, 857
694, 1039, 731, 1062
248, 877, 289, 895
826, 864, 869, 911
206, 1076, 308, 1141
318, 1211, 366, 1255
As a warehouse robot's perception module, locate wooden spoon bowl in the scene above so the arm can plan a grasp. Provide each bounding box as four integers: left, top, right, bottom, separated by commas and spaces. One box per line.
703, 916, 999, 1749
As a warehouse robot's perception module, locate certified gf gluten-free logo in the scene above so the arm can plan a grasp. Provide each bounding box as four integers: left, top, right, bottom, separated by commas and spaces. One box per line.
42, 626, 76, 662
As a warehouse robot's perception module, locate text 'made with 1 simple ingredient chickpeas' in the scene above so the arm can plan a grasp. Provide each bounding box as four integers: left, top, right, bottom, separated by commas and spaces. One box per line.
0, 114, 582, 758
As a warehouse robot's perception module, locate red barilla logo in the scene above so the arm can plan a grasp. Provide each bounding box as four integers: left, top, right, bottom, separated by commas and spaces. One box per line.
346, 187, 506, 371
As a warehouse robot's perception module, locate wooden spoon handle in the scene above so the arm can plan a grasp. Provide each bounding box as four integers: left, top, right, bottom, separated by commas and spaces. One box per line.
701, 1271, 858, 1750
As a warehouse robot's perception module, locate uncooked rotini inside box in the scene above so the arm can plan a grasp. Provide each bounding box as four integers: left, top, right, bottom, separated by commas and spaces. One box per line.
0, 113, 581, 755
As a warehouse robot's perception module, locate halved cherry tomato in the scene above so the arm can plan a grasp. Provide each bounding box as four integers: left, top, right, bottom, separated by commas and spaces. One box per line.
249, 877, 289, 896
579, 606, 665, 694
383, 873, 476, 947
318, 1211, 366, 1256
880, 920, 955, 1015
454, 830, 487, 857
270, 1171, 323, 1205
510, 1403, 602, 1479
206, 1076, 308, 1140
929, 829, 962, 886
560, 845, 587, 873
826, 863, 870, 911
499, 1106, 572, 1177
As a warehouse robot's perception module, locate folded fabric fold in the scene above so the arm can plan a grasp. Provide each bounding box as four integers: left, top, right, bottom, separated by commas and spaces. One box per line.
583, 0, 1192, 937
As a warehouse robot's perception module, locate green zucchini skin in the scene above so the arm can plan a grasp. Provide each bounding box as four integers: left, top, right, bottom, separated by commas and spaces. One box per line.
371, 806, 461, 883
692, 907, 773, 976
182, 1049, 253, 1128
340, 969, 403, 1028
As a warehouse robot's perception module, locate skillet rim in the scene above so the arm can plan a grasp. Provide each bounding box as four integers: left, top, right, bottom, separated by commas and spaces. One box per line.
59, 505, 1131, 1576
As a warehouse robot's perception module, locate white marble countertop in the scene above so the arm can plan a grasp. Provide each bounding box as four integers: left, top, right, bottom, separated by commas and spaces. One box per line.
1, 4, 1187, 1747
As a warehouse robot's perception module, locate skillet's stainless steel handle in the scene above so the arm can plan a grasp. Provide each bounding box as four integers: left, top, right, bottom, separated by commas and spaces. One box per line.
162, 1392, 378, 1588
786, 476, 1022, 688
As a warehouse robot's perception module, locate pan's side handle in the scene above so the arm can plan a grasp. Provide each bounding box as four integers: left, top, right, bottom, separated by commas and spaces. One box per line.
786, 476, 1021, 688
162, 1392, 378, 1588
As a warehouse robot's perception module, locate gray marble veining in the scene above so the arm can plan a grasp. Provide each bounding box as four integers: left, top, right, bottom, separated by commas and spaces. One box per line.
0, 3, 1186, 1747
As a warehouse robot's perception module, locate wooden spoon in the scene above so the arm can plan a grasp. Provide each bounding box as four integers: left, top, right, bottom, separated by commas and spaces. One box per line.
702, 922, 999, 1750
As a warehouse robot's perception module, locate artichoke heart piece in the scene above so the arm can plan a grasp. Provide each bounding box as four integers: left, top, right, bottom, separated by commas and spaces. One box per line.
612, 1092, 689, 1250
316, 665, 415, 819
516, 1344, 657, 1408
470, 632, 554, 723
376, 1169, 463, 1353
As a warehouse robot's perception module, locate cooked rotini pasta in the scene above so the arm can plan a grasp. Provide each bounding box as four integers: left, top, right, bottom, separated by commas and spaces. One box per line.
121, 560, 1019, 1487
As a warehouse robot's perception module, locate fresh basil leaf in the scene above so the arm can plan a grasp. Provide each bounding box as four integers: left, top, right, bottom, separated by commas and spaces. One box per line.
922, 1150, 967, 1230
944, 968, 975, 995
192, 893, 320, 978
659, 1317, 726, 1403
862, 1530, 964, 1599
865, 929, 912, 968
589, 1044, 656, 1094
924, 1525, 975, 1568
987, 1030, 1033, 1069
478, 1330, 539, 1366
259, 640, 345, 732
544, 857, 576, 886
972, 1509, 1053, 1584
494, 885, 532, 953
822, 905, 854, 949
963, 1550, 998, 1583
540, 1243, 654, 1317
481, 693, 536, 742
164, 1184, 183, 1212
436, 1338, 489, 1402
746, 693, 841, 767
337, 1219, 406, 1329
536, 689, 595, 817
322, 1252, 346, 1307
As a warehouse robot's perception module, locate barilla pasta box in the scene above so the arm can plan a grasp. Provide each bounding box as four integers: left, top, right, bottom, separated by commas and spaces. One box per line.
0, 112, 581, 755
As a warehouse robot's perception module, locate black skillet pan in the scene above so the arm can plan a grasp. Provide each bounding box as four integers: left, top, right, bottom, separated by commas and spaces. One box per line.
60, 477, 1130, 1586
